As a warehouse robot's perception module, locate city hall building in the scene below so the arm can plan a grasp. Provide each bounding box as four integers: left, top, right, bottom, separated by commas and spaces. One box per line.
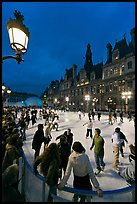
43, 28, 135, 113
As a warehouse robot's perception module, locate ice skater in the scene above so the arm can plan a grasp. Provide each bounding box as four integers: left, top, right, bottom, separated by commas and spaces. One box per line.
83, 119, 93, 139
90, 128, 105, 175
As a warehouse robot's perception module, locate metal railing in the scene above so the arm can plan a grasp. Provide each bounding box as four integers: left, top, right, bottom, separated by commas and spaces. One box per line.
19, 147, 135, 202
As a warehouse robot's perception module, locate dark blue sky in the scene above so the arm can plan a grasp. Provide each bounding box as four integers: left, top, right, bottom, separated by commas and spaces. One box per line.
2, 2, 135, 97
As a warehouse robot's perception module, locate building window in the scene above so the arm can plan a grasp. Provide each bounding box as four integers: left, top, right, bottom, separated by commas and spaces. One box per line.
105, 70, 108, 78
113, 81, 118, 91
109, 82, 113, 92
105, 85, 109, 93
93, 87, 96, 94
128, 61, 132, 69
120, 64, 125, 75
114, 67, 118, 75
127, 81, 133, 89
81, 88, 83, 95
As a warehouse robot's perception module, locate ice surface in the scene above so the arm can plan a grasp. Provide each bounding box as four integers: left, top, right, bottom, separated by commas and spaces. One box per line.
22, 110, 135, 202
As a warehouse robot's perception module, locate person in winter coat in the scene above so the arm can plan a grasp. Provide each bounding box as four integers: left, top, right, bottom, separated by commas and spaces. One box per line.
90, 128, 105, 175
129, 143, 135, 162
2, 164, 26, 202
57, 141, 103, 202
43, 123, 52, 150
32, 124, 46, 159
83, 119, 93, 139
118, 159, 135, 202
31, 113, 36, 126
33, 143, 61, 202
64, 128, 73, 150
57, 135, 71, 179
17, 115, 27, 141
108, 112, 113, 125
97, 112, 101, 121
25, 111, 30, 129
2, 135, 20, 173
118, 128, 128, 157
111, 127, 121, 171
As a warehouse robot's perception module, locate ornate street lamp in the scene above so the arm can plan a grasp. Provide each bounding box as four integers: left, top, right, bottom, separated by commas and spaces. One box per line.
2, 83, 6, 94
92, 97, 98, 111
2, 83, 12, 106
65, 97, 69, 110
85, 94, 90, 112
7, 87, 12, 95
121, 91, 132, 113
107, 97, 113, 111
2, 10, 30, 64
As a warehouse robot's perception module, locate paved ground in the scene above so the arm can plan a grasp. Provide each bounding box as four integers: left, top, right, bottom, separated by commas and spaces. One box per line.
22, 110, 135, 202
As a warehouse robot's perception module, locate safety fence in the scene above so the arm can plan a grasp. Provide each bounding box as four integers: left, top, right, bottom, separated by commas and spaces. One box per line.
19, 147, 135, 202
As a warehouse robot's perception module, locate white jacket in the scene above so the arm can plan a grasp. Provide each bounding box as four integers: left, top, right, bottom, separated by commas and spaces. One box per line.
112, 132, 120, 146
83, 121, 93, 129
59, 151, 100, 189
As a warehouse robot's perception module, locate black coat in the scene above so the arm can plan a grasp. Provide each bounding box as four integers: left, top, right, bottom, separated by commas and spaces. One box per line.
32, 129, 45, 150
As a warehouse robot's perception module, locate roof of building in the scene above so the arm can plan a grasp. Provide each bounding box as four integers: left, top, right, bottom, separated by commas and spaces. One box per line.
113, 38, 129, 58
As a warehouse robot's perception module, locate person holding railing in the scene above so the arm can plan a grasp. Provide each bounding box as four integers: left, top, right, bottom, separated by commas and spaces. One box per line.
57, 141, 103, 202
33, 143, 61, 202
118, 150, 135, 202
2, 164, 26, 202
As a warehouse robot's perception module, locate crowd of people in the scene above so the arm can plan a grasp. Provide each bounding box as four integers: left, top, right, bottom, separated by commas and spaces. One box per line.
2, 106, 135, 202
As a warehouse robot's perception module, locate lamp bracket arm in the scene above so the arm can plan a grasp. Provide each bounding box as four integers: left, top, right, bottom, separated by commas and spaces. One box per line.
2, 55, 24, 64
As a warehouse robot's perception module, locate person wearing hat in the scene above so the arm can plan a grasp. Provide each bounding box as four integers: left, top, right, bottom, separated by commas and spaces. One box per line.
57, 141, 103, 202
90, 128, 105, 175
111, 127, 121, 170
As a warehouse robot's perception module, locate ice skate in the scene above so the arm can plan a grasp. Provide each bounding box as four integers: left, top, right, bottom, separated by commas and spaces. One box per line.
95, 169, 101, 175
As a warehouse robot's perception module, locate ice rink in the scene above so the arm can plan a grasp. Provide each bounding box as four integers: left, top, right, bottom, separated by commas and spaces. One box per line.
22, 110, 135, 202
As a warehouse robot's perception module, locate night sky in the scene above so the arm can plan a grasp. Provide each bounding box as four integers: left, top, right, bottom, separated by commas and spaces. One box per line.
2, 2, 135, 97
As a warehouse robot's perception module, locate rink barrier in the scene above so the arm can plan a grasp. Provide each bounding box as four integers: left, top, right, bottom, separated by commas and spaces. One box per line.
19, 147, 135, 202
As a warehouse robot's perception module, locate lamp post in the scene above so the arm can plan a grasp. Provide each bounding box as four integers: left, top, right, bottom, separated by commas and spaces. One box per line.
107, 97, 113, 111
2, 10, 30, 64
121, 91, 132, 113
2, 83, 12, 106
85, 94, 90, 112
54, 98, 58, 109
65, 97, 69, 111
92, 97, 98, 111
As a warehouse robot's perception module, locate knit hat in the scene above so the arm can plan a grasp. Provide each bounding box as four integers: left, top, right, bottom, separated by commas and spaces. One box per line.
72, 141, 85, 153
115, 127, 120, 133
